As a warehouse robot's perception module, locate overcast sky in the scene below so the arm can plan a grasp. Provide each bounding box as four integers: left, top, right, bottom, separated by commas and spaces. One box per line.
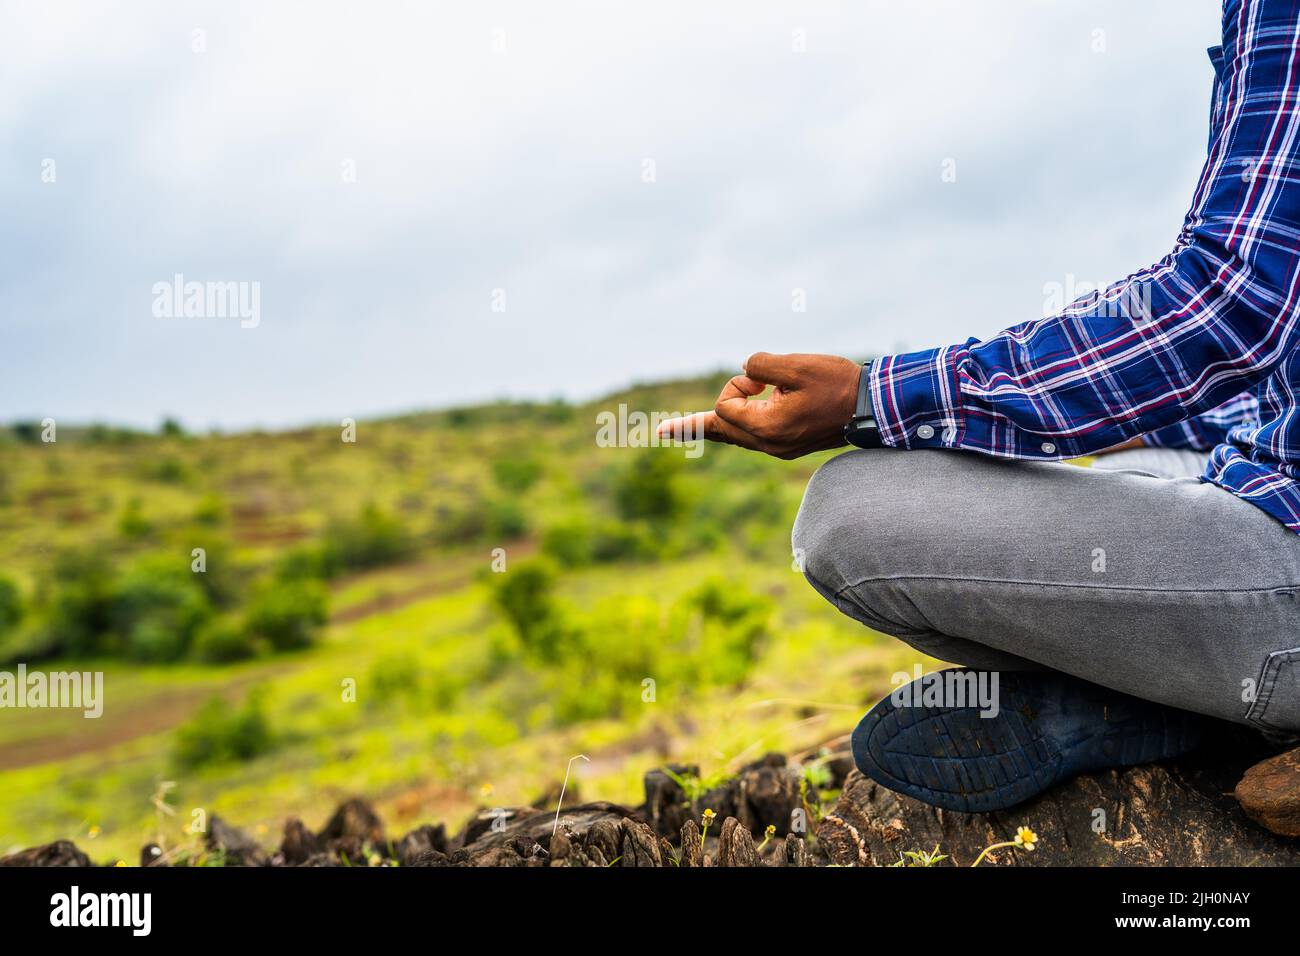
1, 0, 1225, 430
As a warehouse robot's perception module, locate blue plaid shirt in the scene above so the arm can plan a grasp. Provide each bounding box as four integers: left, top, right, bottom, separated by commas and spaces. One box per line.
869, 0, 1300, 532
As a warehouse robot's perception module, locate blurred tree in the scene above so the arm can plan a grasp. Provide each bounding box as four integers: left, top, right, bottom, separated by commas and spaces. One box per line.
613, 452, 682, 521
324, 503, 414, 571
491, 456, 543, 494
0, 576, 24, 633
173, 688, 273, 768
242, 580, 328, 651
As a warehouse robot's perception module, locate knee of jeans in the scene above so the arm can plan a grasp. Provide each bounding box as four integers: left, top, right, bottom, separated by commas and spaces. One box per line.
792, 449, 908, 594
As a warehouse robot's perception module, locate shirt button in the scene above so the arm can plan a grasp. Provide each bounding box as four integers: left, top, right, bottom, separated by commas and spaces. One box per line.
917, 425, 935, 440
1041, 442, 1057, 455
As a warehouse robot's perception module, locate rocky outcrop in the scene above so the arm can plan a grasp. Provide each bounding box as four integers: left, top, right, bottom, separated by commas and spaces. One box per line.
1235, 745, 1300, 838
0, 840, 92, 867
207, 814, 270, 867
820, 728, 1300, 866
3, 730, 1296, 867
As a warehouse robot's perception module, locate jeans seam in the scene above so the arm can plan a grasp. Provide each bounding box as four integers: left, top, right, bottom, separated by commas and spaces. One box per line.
838, 575, 1300, 597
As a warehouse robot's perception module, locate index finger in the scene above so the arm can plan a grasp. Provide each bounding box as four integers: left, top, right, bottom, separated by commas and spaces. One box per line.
656, 411, 713, 443
656, 410, 764, 451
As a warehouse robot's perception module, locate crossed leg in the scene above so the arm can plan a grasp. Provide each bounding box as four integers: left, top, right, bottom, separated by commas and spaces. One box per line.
792, 447, 1300, 736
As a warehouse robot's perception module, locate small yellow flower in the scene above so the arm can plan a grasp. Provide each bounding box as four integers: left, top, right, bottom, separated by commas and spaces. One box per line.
765, 824, 776, 837
1014, 826, 1038, 851
87, 825, 101, 839
113, 860, 128, 868
702, 808, 716, 824
479, 783, 495, 798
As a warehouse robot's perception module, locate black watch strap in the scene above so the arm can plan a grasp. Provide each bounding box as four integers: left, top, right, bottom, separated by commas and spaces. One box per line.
843, 360, 883, 449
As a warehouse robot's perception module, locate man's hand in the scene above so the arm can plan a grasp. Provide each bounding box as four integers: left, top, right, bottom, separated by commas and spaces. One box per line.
656, 352, 862, 460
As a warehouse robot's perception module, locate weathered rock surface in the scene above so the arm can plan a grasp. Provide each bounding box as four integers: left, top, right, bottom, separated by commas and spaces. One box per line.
643, 752, 816, 839
394, 823, 448, 866
0, 840, 92, 867
820, 726, 1300, 866
715, 816, 757, 866
411, 801, 652, 867
1235, 746, 1300, 837
277, 817, 322, 866
319, 797, 385, 847
207, 814, 269, 867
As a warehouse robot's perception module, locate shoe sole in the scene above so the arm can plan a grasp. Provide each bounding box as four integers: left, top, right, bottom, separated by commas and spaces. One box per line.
851, 670, 1202, 813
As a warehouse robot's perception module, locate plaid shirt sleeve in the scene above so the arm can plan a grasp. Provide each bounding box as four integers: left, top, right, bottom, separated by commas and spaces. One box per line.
869, 0, 1300, 460
1144, 390, 1260, 450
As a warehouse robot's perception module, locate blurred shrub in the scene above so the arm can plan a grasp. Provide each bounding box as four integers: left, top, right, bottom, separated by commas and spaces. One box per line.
433, 495, 529, 545
550, 668, 627, 725
42, 551, 119, 658
109, 556, 213, 662
173, 688, 274, 768
492, 558, 556, 644
491, 456, 543, 494
490, 558, 581, 663
693, 475, 787, 530
484, 497, 528, 539
274, 542, 342, 582
324, 503, 415, 571
84, 423, 145, 445
121, 618, 188, 662
117, 498, 153, 538
432, 500, 488, 543
673, 577, 770, 686
541, 518, 658, 567
35, 546, 315, 663
242, 579, 328, 652
613, 452, 682, 521
10, 421, 44, 444
533, 399, 574, 424
443, 399, 570, 430
495, 567, 771, 726
186, 541, 246, 609
142, 455, 190, 485
192, 492, 228, 526
368, 651, 421, 699
192, 618, 260, 663
539, 520, 592, 566
368, 652, 463, 710
0, 576, 24, 634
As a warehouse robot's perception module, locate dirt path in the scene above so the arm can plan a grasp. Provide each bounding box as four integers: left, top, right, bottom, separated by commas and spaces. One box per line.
0, 678, 267, 770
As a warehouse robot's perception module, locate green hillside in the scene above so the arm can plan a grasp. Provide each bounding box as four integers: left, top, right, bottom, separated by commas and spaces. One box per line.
0, 373, 921, 862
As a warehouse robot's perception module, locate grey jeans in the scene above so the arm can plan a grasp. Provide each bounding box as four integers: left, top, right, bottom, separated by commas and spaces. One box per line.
792, 447, 1300, 735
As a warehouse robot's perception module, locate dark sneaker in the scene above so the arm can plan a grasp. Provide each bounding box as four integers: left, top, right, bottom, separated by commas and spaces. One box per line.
851, 668, 1204, 813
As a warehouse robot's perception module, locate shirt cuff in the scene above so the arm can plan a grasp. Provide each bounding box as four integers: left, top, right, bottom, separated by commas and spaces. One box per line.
868, 344, 968, 450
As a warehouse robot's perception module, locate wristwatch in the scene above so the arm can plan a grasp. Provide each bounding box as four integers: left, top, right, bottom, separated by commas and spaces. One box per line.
844, 359, 884, 449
